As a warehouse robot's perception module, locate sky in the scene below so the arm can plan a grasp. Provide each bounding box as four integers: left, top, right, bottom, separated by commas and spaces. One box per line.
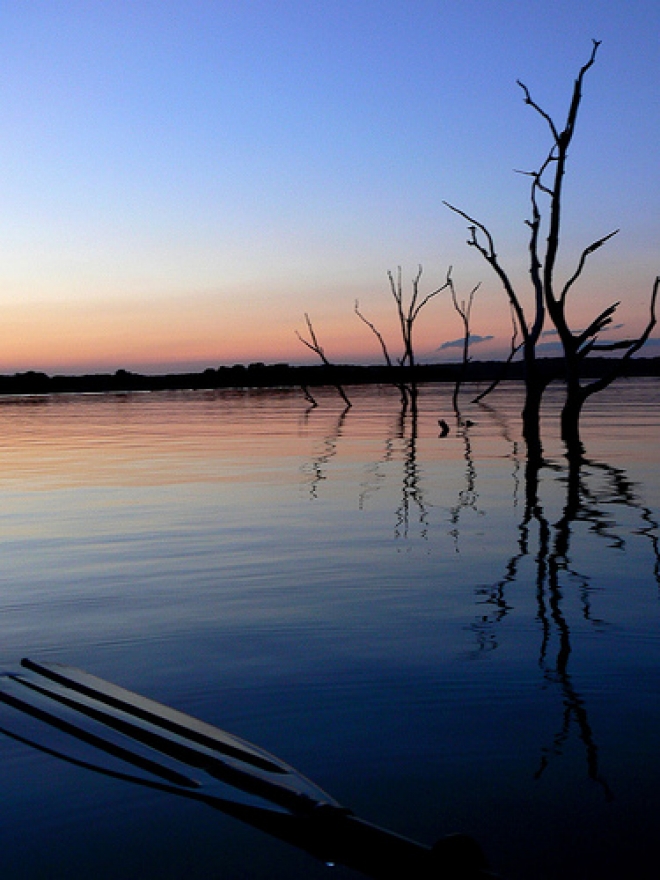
0, 0, 658, 374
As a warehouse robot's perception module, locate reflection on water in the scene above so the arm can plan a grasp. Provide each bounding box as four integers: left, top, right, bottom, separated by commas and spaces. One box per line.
448, 422, 485, 553
470, 444, 660, 806
0, 381, 659, 879
302, 405, 350, 500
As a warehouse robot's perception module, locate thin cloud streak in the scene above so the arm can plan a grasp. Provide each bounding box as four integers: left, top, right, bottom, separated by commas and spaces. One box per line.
437, 335, 495, 351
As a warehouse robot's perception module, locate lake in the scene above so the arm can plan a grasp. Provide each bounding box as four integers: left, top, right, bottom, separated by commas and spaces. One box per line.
0, 378, 659, 879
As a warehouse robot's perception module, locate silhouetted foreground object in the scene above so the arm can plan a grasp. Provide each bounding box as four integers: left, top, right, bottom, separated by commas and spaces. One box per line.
0, 659, 497, 879
446, 41, 659, 461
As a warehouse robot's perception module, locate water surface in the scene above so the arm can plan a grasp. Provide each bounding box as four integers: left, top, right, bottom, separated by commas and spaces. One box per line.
0, 380, 659, 879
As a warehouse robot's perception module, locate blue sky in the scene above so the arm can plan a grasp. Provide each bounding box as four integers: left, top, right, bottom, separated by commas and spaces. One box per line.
0, 1, 657, 372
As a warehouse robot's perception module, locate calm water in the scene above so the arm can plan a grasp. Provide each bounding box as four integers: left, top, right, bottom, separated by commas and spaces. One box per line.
0, 380, 659, 879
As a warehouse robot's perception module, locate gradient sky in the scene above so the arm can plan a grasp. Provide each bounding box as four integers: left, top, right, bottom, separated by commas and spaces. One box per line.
0, 1, 658, 374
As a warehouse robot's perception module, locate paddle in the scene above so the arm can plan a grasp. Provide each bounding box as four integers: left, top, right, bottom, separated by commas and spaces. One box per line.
0, 658, 498, 879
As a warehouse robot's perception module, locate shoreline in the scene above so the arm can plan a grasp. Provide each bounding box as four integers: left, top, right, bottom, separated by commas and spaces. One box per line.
0, 356, 658, 396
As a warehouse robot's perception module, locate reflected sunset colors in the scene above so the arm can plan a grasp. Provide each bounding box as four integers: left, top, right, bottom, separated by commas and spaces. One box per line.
0, 379, 659, 879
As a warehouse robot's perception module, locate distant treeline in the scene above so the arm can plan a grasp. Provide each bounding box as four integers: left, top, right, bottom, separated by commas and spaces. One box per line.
0, 357, 658, 397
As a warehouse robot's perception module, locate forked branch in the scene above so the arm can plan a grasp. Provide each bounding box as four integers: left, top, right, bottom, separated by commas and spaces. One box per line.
295, 314, 351, 407
578, 276, 658, 399
517, 40, 600, 150
447, 268, 481, 415
576, 302, 620, 351
387, 265, 450, 370
443, 202, 528, 342
296, 313, 329, 364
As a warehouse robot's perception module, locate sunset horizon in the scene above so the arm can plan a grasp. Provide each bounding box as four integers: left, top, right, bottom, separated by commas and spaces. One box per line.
0, 3, 657, 378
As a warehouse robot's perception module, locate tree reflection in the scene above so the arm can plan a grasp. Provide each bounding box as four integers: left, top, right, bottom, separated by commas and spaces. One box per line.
306, 399, 432, 544
534, 457, 613, 799
392, 406, 429, 543
358, 404, 430, 543
301, 405, 350, 499
299, 388, 660, 801
448, 420, 484, 553
472, 448, 660, 800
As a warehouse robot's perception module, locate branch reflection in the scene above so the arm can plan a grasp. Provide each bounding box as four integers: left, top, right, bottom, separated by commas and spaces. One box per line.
473, 449, 660, 800
299, 389, 660, 803
306, 399, 432, 545
301, 405, 350, 499
393, 405, 429, 543
448, 419, 484, 553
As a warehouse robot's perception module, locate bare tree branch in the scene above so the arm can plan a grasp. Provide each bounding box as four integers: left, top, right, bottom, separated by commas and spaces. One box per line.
543, 41, 601, 314
619, 276, 658, 358
525, 156, 556, 341
411, 275, 450, 322
517, 40, 600, 152
575, 302, 620, 350
560, 230, 619, 306
295, 313, 329, 363
443, 201, 529, 343
355, 300, 395, 368
295, 314, 351, 407
472, 312, 523, 404
576, 276, 658, 399
447, 268, 481, 416
448, 271, 480, 365
517, 80, 561, 143
564, 40, 601, 144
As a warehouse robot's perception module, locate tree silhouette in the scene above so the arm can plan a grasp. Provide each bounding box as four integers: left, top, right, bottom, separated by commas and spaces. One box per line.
443, 189, 549, 459
446, 270, 480, 418
296, 313, 352, 408
514, 40, 658, 457
356, 266, 449, 413
446, 41, 658, 460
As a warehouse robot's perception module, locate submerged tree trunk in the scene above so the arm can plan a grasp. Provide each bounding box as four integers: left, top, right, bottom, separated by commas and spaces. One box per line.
560, 388, 586, 461
560, 273, 657, 460
520, 345, 551, 463
447, 272, 480, 421
560, 350, 587, 460
521, 377, 544, 463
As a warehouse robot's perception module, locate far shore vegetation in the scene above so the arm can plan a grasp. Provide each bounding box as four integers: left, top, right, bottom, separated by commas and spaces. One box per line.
1, 356, 659, 397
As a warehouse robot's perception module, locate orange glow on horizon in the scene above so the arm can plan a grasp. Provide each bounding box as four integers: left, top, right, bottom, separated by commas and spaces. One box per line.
1, 272, 656, 376
0, 288, 518, 374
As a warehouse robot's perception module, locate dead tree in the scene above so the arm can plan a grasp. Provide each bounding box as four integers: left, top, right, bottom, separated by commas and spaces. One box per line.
446, 40, 657, 461
446, 269, 481, 417
354, 300, 409, 407
513, 40, 658, 457
356, 266, 450, 411
472, 304, 523, 405
295, 313, 351, 408
560, 278, 658, 457
445, 178, 549, 460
